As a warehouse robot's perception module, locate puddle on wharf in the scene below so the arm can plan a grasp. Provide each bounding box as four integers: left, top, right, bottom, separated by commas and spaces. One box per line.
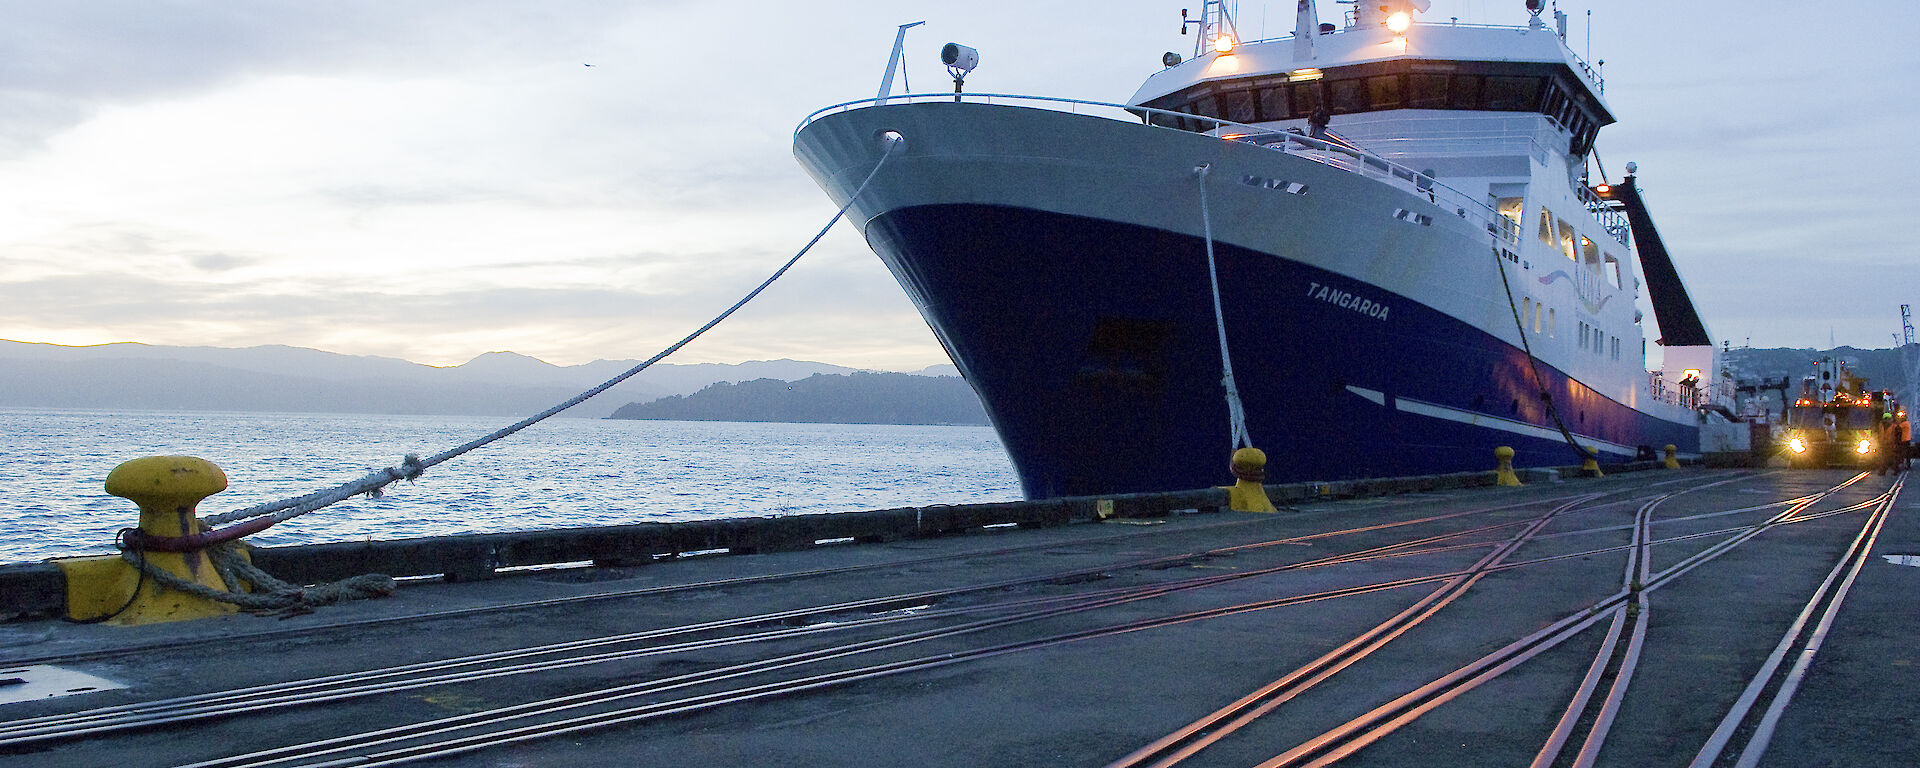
1881, 554, 1920, 567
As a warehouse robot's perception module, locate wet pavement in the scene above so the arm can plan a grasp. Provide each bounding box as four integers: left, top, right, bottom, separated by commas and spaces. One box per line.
0, 467, 1912, 768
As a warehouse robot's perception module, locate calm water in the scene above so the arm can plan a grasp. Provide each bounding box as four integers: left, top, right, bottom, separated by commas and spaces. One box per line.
0, 408, 1022, 565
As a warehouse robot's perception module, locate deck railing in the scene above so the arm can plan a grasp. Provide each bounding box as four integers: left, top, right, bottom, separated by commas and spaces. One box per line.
798, 93, 1517, 246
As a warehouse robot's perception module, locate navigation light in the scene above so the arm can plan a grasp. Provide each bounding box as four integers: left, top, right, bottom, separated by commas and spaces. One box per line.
1387, 12, 1412, 33
1214, 34, 1236, 54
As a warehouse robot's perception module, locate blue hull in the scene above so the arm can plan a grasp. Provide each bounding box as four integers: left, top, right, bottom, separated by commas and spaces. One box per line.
865, 204, 1697, 498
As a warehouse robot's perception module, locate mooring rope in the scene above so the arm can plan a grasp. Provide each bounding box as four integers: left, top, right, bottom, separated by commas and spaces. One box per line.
1490, 239, 1600, 462
1194, 163, 1253, 451
119, 541, 396, 616
199, 135, 903, 531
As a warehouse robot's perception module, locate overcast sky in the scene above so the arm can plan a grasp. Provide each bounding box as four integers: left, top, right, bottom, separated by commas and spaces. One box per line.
1, 1, 1913, 370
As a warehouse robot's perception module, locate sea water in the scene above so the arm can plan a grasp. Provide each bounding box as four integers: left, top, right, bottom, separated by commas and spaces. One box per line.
0, 408, 1022, 565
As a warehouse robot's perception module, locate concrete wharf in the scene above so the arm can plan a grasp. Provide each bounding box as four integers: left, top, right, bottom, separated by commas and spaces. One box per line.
0, 467, 1913, 767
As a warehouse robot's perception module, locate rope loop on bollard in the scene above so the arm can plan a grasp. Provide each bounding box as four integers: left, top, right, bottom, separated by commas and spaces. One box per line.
112, 537, 396, 618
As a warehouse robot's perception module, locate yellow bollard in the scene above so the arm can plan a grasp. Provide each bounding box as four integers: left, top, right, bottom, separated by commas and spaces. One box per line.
58, 456, 242, 625
1663, 444, 1681, 470
1581, 446, 1604, 478
1226, 447, 1279, 513
1494, 446, 1522, 486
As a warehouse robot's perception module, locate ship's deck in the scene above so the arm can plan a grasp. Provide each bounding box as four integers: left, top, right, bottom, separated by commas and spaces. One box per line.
2, 467, 1913, 767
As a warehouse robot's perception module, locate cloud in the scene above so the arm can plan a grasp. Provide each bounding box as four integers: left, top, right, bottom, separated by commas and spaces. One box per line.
1, 0, 1913, 372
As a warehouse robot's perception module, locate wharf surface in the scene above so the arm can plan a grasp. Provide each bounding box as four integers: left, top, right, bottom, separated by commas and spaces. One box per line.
1, 467, 1914, 767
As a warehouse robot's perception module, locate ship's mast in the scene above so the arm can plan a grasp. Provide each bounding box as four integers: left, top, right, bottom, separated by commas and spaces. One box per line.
874, 21, 925, 106
1184, 0, 1240, 59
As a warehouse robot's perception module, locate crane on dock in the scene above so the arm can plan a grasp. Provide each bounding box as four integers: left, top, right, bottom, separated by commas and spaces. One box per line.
1902, 304, 1917, 416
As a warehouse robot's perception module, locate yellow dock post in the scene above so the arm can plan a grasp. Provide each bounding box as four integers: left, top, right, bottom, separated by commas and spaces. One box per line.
1226, 447, 1278, 513
1663, 444, 1681, 469
1494, 446, 1522, 486
1581, 446, 1604, 478
58, 456, 243, 625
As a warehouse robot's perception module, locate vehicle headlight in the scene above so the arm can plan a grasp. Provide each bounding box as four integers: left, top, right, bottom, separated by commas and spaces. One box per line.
1856, 439, 1874, 454
1789, 436, 1807, 453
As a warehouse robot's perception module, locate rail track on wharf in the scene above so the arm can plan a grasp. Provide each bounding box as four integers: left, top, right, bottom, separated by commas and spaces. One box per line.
3, 468, 1913, 767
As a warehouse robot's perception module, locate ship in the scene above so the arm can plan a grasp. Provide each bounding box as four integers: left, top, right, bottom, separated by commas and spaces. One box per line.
793, 0, 1726, 499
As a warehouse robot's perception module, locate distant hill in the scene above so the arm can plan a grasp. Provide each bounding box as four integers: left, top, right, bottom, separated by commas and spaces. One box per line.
1725, 344, 1919, 407
0, 340, 903, 418
608, 372, 989, 425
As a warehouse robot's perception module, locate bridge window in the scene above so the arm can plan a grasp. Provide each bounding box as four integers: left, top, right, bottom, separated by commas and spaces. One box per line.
1222, 89, 1256, 123
1330, 79, 1364, 114
1289, 84, 1322, 119
1557, 219, 1577, 261
1485, 76, 1542, 111
1447, 74, 1483, 108
1140, 68, 1584, 129
1604, 254, 1622, 288
1581, 236, 1601, 272
1540, 86, 1566, 129
1193, 94, 1218, 121
1260, 86, 1290, 122
1538, 206, 1556, 245
1571, 122, 1599, 157
1408, 74, 1448, 108
1557, 100, 1579, 132
1366, 76, 1402, 110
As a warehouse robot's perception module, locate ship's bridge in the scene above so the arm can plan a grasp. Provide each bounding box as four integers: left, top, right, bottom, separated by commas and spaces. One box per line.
1129, 19, 1614, 158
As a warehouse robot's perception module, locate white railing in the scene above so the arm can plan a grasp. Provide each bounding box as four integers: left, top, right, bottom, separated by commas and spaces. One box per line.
797, 93, 1518, 246
796, 92, 1145, 134
1648, 372, 1711, 410
1578, 183, 1631, 247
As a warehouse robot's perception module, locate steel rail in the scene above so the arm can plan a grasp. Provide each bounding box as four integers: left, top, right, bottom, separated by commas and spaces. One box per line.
1385, 494, 1881, 579
1564, 491, 1657, 767
171, 476, 1822, 767
203, 567, 1520, 768
195, 561, 1507, 768
1531, 491, 1659, 768
11, 478, 1670, 669
1110, 476, 1773, 768
2, 490, 1611, 747
13, 468, 1747, 672
1245, 474, 1880, 768
1102, 494, 1600, 768
2, 512, 1279, 667
1689, 472, 1905, 768
0, 472, 1771, 763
